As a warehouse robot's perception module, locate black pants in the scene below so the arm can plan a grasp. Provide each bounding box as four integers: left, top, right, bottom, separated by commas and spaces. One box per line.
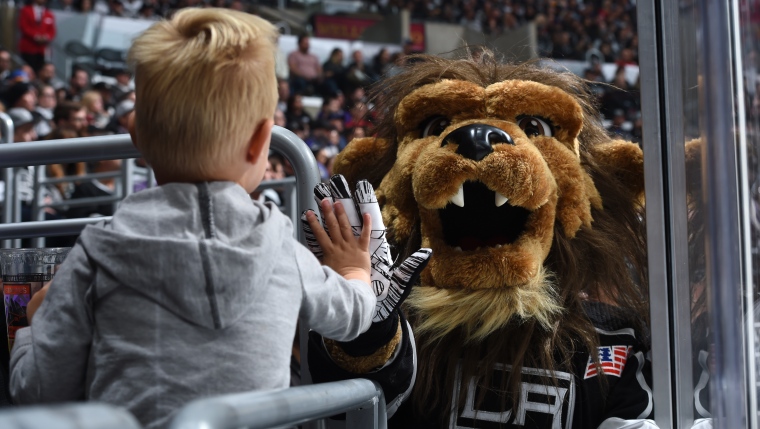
20, 53, 44, 74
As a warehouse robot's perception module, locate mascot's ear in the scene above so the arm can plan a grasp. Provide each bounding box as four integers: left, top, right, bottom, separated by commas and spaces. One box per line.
333, 137, 396, 188
588, 139, 645, 199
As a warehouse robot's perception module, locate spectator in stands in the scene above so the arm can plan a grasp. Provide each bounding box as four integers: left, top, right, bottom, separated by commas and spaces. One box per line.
48, 0, 74, 11
78, 0, 93, 12
154, 0, 174, 17
66, 158, 121, 218
53, 101, 87, 134
111, 68, 134, 101
371, 47, 392, 80
7, 107, 41, 142
273, 108, 286, 128
9, 10, 376, 429
345, 100, 370, 130
345, 85, 366, 110
313, 145, 331, 181
34, 83, 56, 137
315, 93, 348, 125
616, 47, 638, 66
600, 65, 638, 120
92, 81, 115, 114
65, 66, 89, 101
347, 125, 366, 142
34, 61, 64, 90
321, 47, 345, 97
287, 117, 307, 141
304, 120, 332, 151
44, 128, 86, 198
108, 0, 126, 16
81, 90, 111, 129
229, 0, 243, 11
121, 0, 143, 17
285, 93, 312, 134
0, 49, 12, 82
250, 158, 281, 205
138, 2, 159, 19
287, 34, 322, 96
276, 77, 289, 113
0, 81, 37, 112
344, 49, 374, 93
118, 89, 135, 103
107, 99, 133, 134
17, 0, 56, 73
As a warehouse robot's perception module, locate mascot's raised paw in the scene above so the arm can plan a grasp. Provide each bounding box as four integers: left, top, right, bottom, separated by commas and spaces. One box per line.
301, 174, 431, 322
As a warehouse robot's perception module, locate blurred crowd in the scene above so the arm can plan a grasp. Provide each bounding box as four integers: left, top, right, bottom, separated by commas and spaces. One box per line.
371, 0, 639, 65
45, 0, 247, 19
0, 0, 642, 225
0, 52, 138, 239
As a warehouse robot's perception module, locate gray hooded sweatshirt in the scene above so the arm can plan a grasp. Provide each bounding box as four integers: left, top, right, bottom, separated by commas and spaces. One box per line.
9, 181, 376, 428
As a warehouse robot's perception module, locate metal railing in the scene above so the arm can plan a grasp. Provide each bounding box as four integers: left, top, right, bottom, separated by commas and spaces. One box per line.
0, 127, 390, 429
169, 379, 387, 429
0, 127, 313, 244
0, 379, 387, 429
0, 403, 143, 429
1, 111, 16, 249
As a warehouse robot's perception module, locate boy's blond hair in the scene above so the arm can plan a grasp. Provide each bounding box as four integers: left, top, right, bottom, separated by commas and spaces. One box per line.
127, 8, 278, 180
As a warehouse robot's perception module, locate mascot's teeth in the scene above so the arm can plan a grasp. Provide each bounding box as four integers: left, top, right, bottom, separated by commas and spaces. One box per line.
495, 193, 509, 207
450, 185, 465, 207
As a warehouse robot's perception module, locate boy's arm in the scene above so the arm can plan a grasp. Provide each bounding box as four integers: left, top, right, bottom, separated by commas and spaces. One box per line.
295, 241, 376, 342
9, 244, 95, 404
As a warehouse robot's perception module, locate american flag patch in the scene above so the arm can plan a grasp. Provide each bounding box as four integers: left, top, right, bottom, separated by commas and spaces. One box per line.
584, 345, 632, 379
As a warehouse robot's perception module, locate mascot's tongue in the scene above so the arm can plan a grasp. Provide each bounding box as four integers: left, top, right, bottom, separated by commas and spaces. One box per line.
458, 235, 511, 251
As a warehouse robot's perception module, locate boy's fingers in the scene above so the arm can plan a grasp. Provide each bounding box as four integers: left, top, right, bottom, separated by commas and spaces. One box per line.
359, 212, 372, 250
305, 209, 333, 253
314, 183, 333, 232
356, 180, 390, 264
300, 211, 324, 258
320, 198, 342, 244
333, 200, 356, 243
330, 175, 361, 234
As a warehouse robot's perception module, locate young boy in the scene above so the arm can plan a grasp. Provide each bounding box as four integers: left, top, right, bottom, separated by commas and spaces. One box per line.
9, 8, 376, 429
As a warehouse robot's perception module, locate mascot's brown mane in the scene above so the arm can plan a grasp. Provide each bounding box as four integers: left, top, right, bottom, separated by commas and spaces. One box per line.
334, 49, 649, 422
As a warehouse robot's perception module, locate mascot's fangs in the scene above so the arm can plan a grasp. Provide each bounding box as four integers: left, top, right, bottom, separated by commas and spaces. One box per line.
304, 49, 654, 429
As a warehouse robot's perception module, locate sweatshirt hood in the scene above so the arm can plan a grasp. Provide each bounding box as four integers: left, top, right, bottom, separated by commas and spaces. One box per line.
79, 182, 293, 329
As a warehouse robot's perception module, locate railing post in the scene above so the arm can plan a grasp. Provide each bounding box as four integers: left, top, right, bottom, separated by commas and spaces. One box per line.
32, 165, 45, 248
345, 383, 387, 429
0, 112, 13, 249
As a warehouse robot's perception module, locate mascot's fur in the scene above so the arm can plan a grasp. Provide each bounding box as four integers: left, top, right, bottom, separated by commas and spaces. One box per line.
332, 50, 648, 421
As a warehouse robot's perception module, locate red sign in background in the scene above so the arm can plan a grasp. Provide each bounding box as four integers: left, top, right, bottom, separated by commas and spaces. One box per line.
313, 15, 426, 52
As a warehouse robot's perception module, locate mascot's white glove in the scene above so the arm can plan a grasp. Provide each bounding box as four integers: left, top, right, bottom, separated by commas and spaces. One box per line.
301, 174, 432, 323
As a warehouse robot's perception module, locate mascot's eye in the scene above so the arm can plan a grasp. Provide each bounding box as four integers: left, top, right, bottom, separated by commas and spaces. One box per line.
517, 116, 554, 137
420, 116, 451, 137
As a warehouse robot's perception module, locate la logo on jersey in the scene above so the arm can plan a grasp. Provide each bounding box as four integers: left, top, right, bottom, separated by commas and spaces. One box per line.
450, 364, 575, 429
583, 345, 632, 379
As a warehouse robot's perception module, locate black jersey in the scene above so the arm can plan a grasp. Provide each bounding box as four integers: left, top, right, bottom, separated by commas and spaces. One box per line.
309, 302, 656, 429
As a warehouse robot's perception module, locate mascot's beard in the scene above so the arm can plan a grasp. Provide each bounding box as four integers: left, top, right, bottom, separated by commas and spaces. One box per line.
405, 265, 561, 343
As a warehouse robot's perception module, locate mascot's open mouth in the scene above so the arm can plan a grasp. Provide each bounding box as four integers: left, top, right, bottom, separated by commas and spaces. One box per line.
439, 181, 531, 251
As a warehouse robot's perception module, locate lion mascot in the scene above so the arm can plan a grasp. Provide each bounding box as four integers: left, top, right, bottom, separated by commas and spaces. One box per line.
302, 49, 654, 429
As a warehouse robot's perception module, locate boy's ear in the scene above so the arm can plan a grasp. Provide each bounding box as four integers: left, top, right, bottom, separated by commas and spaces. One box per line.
247, 118, 274, 163
127, 111, 137, 148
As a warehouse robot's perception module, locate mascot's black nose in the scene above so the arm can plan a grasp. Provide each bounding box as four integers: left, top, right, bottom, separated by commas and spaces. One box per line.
442, 124, 515, 161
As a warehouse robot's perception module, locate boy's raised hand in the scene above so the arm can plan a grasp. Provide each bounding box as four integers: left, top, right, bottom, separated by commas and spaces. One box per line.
304, 197, 371, 284
301, 175, 432, 323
